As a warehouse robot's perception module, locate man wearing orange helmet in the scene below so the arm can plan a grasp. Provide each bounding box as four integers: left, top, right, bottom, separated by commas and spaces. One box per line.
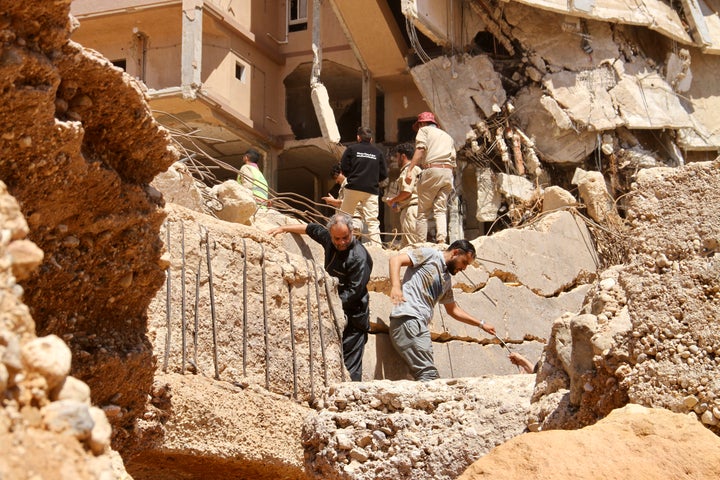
404, 112, 456, 244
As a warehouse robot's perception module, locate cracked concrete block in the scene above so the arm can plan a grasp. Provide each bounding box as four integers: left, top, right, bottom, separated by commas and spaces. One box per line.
542, 185, 577, 212
572, 167, 622, 225
451, 278, 582, 343
310, 82, 340, 143
410, 54, 506, 147
210, 180, 256, 224
543, 68, 623, 131
497, 173, 537, 203
471, 211, 599, 296
611, 65, 693, 129
437, 341, 544, 377
476, 167, 501, 222
514, 86, 597, 165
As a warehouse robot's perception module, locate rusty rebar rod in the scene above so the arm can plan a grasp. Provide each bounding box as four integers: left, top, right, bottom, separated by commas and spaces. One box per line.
261, 243, 270, 390
310, 259, 328, 387
180, 221, 187, 374
242, 238, 248, 376
163, 221, 171, 373
203, 227, 219, 380
304, 258, 315, 399
193, 256, 201, 372
285, 252, 298, 399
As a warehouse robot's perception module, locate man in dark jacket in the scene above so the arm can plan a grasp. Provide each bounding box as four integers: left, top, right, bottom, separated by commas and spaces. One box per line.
268, 212, 372, 381
340, 126, 388, 246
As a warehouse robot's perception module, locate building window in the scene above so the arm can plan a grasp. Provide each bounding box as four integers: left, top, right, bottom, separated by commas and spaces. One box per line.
112, 59, 127, 71
235, 62, 246, 82
288, 0, 307, 32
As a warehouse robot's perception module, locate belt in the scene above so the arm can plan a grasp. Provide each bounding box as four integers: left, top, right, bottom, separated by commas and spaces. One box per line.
425, 163, 455, 170
400, 202, 418, 209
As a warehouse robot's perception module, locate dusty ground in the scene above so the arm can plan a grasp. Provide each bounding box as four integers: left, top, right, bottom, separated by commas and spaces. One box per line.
458, 404, 720, 479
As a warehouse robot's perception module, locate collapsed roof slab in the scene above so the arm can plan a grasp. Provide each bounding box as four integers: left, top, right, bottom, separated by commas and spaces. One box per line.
330, 0, 408, 77
507, 0, 693, 46
676, 45, 720, 149
610, 59, 695, 129
513, 86, 598, 165
701, 0, 720, 54
410, 54, 507, 148
543, 68, 624, 131
505, 6, 621, 71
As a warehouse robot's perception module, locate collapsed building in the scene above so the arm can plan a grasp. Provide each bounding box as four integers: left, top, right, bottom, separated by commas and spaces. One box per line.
1, 1, 719, 480
69, 0, 720, 238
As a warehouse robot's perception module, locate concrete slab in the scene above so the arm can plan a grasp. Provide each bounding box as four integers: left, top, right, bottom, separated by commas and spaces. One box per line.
362, 332, 545, 380
611, 61, 694, 129
506, 0, 691, 45
471, 211, 600, 296
543, 69, 624, 131
513, 86, 597, 165
410, 54, 506, 148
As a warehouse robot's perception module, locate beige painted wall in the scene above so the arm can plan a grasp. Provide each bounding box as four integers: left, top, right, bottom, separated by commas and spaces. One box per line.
70, 5, 183, 89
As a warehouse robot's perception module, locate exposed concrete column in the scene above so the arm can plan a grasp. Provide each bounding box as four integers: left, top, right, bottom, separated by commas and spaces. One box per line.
310, 0, 341, 144
361, 71, 376, 132
181, 0, 203, 99
311, 0, 322, 84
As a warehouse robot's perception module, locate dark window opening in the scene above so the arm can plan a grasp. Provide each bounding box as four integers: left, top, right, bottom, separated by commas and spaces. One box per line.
397, 117, 416, 144
112, 59, 127, 71
289, 0, 307, 32
235, 63, 245, 81
472, 31, 511, 57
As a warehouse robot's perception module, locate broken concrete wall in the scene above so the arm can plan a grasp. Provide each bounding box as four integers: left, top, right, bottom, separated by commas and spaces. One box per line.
529, 160, 720, 433
406, 0, 720, 231
359, 210, 597, 382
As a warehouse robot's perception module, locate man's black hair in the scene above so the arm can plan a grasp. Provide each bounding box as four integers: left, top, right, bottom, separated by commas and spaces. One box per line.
357, 126, 373, 142
330, 163, 342, 178
447, 239, 476, 259
395, 142, 414, 159
244, 148, 261, 164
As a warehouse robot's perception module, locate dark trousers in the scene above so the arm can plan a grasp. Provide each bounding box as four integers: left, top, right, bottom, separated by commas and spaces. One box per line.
342, 313, 369, 381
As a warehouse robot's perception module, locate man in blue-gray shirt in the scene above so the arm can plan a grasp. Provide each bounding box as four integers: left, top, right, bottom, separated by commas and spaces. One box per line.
269, 212, 372, 381
388, 240, 496, 381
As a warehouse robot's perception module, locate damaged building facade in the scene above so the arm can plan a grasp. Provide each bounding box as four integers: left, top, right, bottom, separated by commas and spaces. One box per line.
70, 0, 720, 239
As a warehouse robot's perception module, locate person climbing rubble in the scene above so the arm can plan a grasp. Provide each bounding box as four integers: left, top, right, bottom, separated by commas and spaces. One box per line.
388, 240, 496, 381
268, 212, 372, 381
404, 112, 456, 244
237, 148, 270, 207
384, 142, 422, 247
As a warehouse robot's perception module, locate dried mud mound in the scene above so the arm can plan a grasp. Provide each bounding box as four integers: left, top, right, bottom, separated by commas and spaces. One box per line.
459, 404, 720, 480
0, 0, 177, 448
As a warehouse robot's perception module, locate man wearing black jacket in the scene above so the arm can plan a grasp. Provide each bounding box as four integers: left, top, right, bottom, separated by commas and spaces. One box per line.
340, 126, 388, 246
268, 213, 373, 381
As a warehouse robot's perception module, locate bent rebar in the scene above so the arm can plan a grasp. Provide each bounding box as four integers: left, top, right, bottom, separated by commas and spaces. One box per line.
261, 243, 270, 390
310, 259, 328, 387
242, 238, 248, 376
303, 257, 315, 399
285, 252, 298, 399
203, 226, 220, 380
163, 221, 171, 373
